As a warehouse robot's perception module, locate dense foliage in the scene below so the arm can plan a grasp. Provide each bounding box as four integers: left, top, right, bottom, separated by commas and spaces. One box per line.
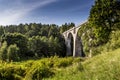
89, 0, 120, 44
0, 23, 74, 61
0, 57, 82, 80
77, 0, 120, 56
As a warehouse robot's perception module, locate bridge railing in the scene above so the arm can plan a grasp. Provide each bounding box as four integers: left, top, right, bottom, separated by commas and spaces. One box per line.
62, 21, 88, 35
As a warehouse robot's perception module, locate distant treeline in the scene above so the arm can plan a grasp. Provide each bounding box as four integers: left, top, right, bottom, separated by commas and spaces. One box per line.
0, 23, 75, 61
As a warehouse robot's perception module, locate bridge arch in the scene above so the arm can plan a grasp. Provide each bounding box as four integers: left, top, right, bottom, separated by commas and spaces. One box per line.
62, 26, 84, 57
67, 32, 74, 56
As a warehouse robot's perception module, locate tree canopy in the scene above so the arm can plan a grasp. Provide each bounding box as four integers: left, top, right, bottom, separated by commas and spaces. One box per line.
0, 22, 74, 61
89, 0, 120, 44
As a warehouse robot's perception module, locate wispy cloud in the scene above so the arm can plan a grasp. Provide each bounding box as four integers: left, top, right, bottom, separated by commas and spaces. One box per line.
0, 0, 57, 25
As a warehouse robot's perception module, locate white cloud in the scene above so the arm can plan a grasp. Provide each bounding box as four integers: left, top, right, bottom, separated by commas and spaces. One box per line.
0, 0, 57, 25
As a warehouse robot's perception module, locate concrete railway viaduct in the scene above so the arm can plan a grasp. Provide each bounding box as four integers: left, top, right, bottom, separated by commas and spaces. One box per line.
62, 25, 84, 57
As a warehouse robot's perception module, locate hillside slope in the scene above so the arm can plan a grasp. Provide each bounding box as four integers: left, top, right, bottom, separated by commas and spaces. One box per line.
47, 48, 120, 80
82, 48, 120, 80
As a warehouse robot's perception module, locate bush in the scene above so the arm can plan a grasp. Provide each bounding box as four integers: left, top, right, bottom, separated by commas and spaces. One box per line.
0, 57, 83, 80
53, 57, 73, 68
0, 66, 25, 80
24, 62, 54, 80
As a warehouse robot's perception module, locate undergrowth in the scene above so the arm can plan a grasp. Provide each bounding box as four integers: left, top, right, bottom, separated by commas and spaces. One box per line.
0, 48, 120, 80
0, 57, 82, 80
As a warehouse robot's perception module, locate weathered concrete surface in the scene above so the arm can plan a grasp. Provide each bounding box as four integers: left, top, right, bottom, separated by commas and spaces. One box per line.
62, 26, 84, 57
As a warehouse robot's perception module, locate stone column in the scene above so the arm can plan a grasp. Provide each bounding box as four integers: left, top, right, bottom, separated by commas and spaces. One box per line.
73, 34, 84, 57
66, 38, 72, 56
73, 35, 76, 57
76, 36, 84, 57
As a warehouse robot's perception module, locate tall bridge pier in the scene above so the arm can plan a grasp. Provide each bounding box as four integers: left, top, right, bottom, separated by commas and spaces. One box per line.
62, 26, 84, 57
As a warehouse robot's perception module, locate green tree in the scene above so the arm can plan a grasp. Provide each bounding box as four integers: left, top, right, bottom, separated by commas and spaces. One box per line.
28, 36, 49, 57
7, 44, 19, 62
0, 41, 7, 61
89, 0, 120, 44
60, 23, 75, 33
0, 26, 4, 37
48, 36, 55, 56
48, 36, 66, 57
48, 25, 59, 37
1, 33, 28, 58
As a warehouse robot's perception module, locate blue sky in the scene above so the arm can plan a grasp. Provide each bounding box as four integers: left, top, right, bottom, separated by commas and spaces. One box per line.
0, 0, 94, 26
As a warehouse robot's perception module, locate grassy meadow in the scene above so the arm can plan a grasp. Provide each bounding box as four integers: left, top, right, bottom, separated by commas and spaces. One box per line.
0, 48, 120, 80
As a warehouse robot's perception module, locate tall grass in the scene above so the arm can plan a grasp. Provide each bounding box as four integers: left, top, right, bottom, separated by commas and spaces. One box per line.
46, 48, 120, 80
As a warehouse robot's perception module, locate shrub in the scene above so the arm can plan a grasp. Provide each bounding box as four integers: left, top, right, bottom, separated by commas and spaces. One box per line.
0, 66, 25, 80
24, 62, 54, 80
53, 57, 73, 68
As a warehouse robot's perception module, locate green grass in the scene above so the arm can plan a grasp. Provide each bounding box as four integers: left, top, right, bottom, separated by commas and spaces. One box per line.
45, 48, 120, 80
82, 48, 120, 80
0, 48, 120, 80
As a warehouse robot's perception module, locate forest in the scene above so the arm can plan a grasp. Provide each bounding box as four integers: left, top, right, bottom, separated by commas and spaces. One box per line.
0, 23, 75, 61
